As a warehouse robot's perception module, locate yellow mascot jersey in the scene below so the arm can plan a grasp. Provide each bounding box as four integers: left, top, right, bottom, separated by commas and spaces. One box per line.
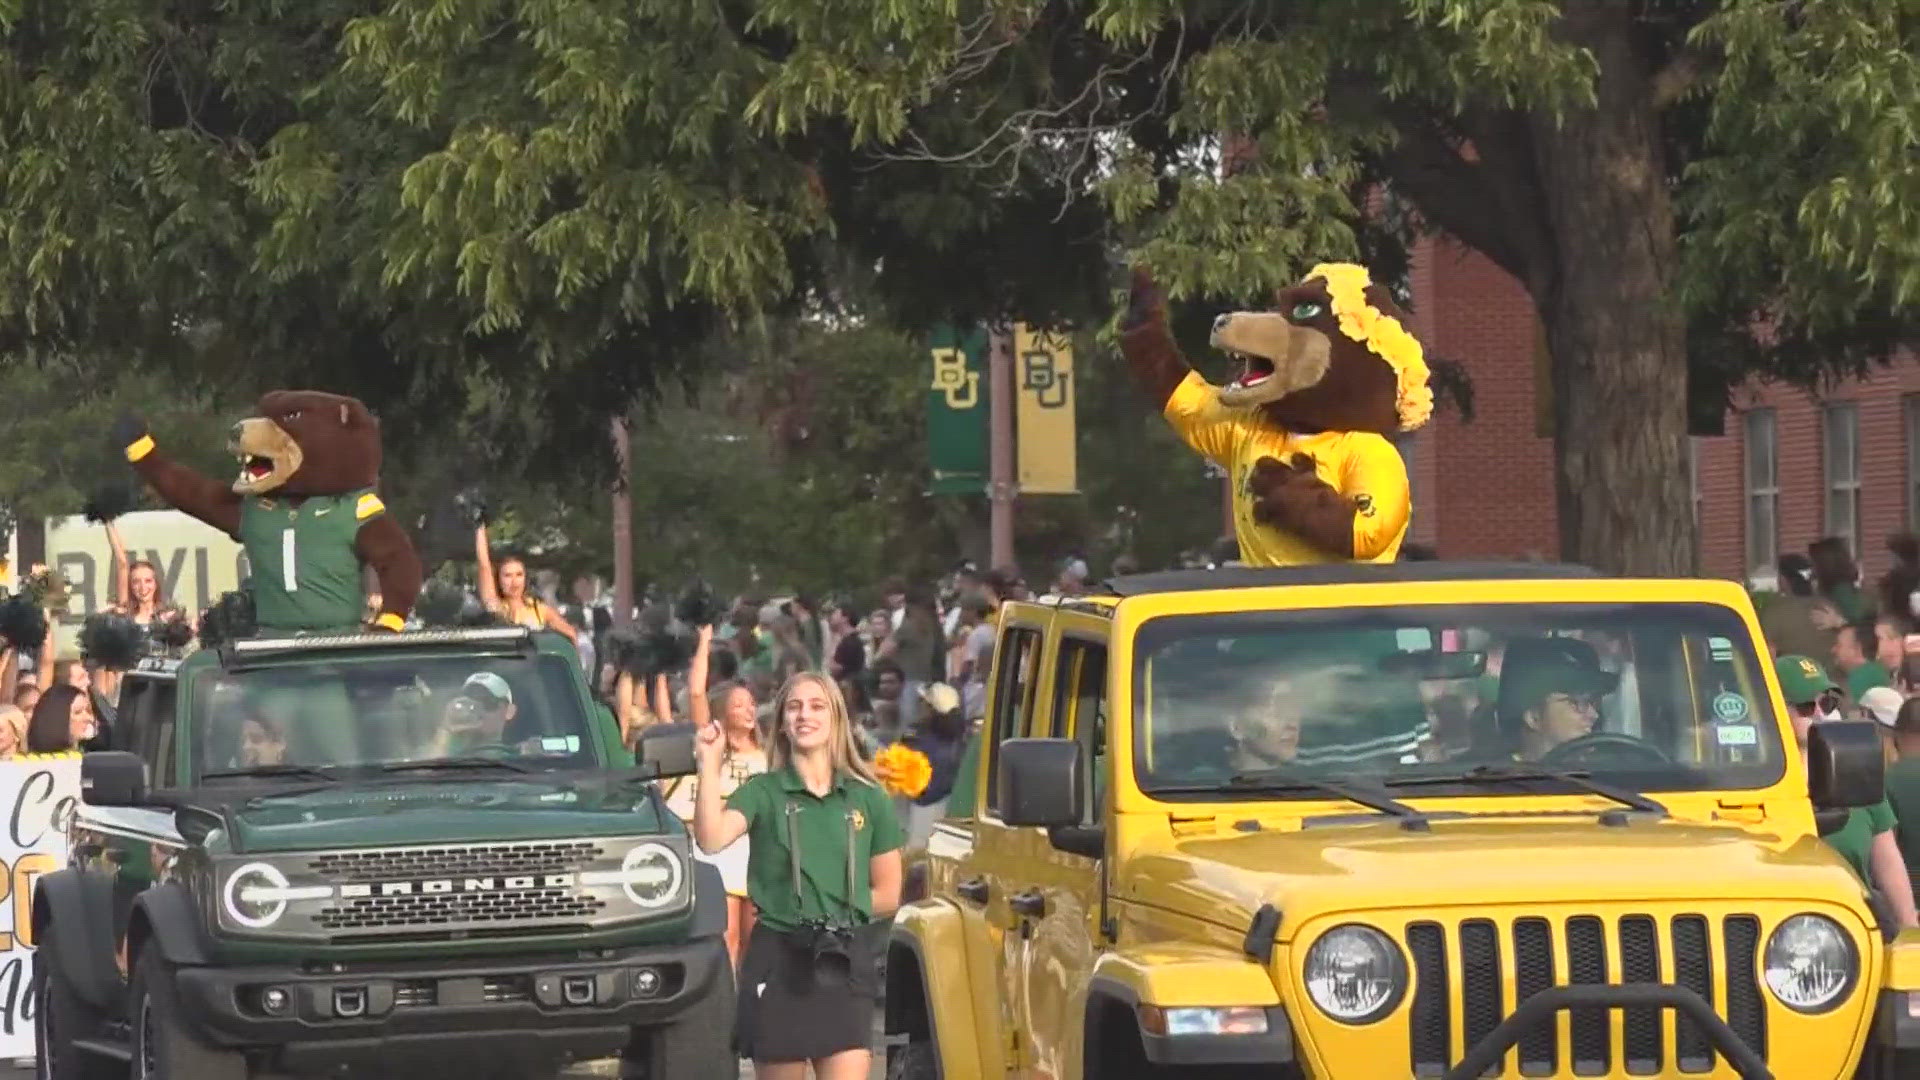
1165, 372, 1408, 566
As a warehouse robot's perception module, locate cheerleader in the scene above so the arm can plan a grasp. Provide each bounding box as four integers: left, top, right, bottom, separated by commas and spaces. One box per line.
693, 672, 903, 1079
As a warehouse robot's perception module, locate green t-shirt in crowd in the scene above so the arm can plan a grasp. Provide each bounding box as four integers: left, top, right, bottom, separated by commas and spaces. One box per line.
1884, 759, 1920, 875
1847, 661, 1892, 704
1823, 797, 1897, 885
1828, 583, 1871, 622
726, 766, 904, 932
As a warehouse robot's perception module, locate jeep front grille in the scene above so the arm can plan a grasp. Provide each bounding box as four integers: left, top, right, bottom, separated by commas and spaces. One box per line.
1406, 913, 1766, 1077
306, 841, 602, 881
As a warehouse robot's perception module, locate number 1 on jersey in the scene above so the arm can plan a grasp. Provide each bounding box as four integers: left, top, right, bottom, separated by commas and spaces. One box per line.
282, 528, 298, 591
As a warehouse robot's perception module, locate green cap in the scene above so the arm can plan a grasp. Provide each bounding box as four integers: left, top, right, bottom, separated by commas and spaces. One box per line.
1773, 654, 1838, 705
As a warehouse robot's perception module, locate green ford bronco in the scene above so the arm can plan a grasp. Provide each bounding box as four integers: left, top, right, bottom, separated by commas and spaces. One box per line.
31, 626, 731, 1080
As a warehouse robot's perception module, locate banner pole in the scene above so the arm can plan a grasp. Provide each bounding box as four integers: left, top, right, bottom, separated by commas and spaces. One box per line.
988, 323, 1015, 570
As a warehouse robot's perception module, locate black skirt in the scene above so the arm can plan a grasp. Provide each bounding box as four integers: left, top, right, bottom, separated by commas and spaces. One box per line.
733, 921, 885, 1062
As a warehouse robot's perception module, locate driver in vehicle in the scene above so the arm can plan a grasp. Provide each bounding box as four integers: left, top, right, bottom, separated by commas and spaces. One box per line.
1497, 637, 1619, 762
239, 713, 288, 768
1229, 680, 1303, 771
421, 671, 518, 757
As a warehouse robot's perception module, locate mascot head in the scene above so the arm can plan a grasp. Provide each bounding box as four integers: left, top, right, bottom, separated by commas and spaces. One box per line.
228, 390, 382, 497
1208, 263, 1433, 435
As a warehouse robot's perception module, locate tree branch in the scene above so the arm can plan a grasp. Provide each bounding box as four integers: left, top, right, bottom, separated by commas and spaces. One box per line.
1367, 108, 1550, 291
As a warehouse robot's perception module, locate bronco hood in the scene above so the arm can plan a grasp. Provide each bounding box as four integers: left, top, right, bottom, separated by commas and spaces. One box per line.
1121, 818, 1865, 941
223, 776, 672, 853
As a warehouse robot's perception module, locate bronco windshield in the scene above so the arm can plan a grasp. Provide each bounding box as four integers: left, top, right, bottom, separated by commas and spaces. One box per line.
1133, 602, 1785, 800
185, 652, 600, 782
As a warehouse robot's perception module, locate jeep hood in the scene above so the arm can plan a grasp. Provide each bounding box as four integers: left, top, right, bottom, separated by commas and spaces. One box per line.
223, 776, 672, 853
1122, 819, 1865, 941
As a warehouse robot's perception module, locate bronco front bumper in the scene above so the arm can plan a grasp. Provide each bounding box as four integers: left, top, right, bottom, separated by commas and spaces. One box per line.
172, 935, 727, 1072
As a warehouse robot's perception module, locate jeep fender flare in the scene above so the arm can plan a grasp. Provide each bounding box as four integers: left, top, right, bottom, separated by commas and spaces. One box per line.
886, 901, 984, 1080
1084, 946, 1292, 1071
31, 867, 124, 1012
125, 882, 211, 971
688, 859, 726, 942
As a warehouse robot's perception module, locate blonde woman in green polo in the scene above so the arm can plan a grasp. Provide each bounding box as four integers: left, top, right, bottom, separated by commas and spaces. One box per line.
693, 671, 904, 1079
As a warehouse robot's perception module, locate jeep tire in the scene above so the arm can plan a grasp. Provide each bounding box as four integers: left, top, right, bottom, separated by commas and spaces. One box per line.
33, 935, 116, 1080
622, 943, 735, 1079
131, 951, 250, 1080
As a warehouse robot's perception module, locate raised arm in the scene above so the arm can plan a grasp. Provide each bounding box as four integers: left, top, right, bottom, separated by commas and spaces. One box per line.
687, 625, 713, 728
106, 522, 130, 610
692, 724, 749, 854
1117, 267, 1194, 410
112, 416, 242, 537
0, 646, 15, 707
474, 526, 500, 611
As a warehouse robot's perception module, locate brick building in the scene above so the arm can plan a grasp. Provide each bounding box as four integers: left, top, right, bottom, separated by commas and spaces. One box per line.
1400, 235, 1920, 587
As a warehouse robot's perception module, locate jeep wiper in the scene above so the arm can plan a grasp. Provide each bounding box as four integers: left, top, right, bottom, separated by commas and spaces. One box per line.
201, 764, 341, 783
1384, 764, 1667, 817
381, 756, 532, 774
1150, 769, 1430, 831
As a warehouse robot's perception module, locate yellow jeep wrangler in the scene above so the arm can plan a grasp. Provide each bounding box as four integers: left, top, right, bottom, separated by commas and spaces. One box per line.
883, 563, 1920, 1079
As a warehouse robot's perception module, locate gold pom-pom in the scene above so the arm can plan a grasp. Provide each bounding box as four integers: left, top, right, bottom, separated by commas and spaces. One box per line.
875, 743, 933, 799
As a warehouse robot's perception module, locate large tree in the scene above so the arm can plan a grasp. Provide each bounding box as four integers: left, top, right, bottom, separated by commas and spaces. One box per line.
746, 0, 1920, 573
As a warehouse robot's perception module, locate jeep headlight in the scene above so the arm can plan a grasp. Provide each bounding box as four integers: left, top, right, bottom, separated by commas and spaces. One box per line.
1763, 913, 1856, 1013
221, 861, 332, 930
581, 842, 682, 909
1304, 925, 1406, 1024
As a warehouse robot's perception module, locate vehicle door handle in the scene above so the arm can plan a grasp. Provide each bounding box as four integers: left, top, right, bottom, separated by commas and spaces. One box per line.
956, 877, 990, 905
1008, 889, 1048, 919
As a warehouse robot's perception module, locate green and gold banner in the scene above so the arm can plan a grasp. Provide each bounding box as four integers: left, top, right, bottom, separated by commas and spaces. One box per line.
1014, 323, 1077, 494
927, 326, 990, 495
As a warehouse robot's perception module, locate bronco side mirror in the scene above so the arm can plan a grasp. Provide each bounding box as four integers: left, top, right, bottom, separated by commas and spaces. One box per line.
81, 751, 149, 807
1806, 721, 1884, 811
999, 738, 1083, 829
636, 723, 697, 780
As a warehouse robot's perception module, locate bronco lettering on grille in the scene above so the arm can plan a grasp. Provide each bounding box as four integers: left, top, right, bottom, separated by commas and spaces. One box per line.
337, 874, 577, 898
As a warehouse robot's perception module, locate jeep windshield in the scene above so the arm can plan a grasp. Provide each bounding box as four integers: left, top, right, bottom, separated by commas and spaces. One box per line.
186, 652, 599, 783
1133, 601, 1785, 801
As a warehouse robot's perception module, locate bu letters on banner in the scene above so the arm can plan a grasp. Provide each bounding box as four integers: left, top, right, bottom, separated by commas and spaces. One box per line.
0, 755, 80, 1059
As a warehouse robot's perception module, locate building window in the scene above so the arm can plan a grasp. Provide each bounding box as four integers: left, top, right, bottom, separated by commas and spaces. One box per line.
1824, 402, 1861, 555
1744, 410, 1778, 577
1688, 437, 1701, 525
1906, 395, 1920, 533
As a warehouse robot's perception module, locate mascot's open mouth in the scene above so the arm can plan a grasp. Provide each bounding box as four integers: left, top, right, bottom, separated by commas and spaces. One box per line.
1228, 351, 1277, 389
238, 455, 275, 483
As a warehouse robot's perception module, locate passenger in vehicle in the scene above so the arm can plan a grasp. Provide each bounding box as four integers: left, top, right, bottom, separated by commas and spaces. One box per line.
239, 714, 288, 768
420, 672, 517, 757
1495, 638, 1617, 762
1228, 680, 1302, 771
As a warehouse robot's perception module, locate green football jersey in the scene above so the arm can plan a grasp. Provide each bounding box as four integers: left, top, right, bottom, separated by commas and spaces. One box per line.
238, 488, 382, 632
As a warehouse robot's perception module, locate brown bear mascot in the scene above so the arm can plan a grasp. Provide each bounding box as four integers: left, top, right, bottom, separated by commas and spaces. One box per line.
1122, 264, 1433, 566
111, 392, 422, 634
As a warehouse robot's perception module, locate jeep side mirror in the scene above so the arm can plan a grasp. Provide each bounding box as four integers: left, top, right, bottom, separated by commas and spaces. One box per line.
82, 751, 149, 807
1807, 721, 1884, 810
637, 723, 697, 780
999, 738, 1083, 829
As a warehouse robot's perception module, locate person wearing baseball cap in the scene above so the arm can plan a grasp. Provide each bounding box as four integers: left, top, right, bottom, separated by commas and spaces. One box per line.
1496, 637, 1619, 762
422, 671, 517, 757
1774, 655, 1918, 929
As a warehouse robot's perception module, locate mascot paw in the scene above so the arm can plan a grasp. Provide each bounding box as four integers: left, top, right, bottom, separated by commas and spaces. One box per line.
1248, 455, 1321, 525
109, 413, 150, 456
1123, 266, 1167, 330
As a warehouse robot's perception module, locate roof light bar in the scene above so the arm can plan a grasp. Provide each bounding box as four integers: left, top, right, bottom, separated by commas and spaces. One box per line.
226, 626, 534, 656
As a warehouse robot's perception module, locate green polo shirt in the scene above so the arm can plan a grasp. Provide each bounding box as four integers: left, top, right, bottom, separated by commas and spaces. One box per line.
1885, 759, 1920, 875
1824, 797, 1897, 885
726, 766, 904, 932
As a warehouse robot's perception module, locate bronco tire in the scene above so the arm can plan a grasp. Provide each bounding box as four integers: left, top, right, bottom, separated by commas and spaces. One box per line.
623, 942, 736, 1079
131, 951, 250, 1080
33, 934, 116, 1080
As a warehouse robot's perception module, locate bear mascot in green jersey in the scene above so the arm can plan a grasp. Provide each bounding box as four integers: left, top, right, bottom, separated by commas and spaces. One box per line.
111, 392, 422, 635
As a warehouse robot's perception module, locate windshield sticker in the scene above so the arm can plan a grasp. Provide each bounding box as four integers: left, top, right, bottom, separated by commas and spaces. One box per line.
1715, 724, 1758, 746
1708, 637, 1734, 661
1711, 692, 1750, 722
539, 735, 581, 754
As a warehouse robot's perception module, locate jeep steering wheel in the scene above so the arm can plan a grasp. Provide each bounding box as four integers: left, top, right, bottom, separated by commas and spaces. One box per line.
1539, 731, 1672, 770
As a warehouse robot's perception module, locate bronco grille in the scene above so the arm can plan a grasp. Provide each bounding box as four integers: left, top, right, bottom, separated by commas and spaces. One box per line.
306, 841, 607, 934
1407, 913, 1766, 1078
306, 841, 602, 881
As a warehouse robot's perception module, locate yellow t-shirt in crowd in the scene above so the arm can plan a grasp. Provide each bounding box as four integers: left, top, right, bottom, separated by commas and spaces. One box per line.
1163, 371, 1409, 566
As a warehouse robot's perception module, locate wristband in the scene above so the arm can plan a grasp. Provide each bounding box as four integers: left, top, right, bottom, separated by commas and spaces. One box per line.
373, 612, 404, 632
125, 435, 155, 462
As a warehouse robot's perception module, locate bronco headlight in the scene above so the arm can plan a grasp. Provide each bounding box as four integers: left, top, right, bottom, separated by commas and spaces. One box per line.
581, 842, 683, 909
1304, 924, 1407, 1024
221, 861, 331, 930
1763, 914, 1857, 1013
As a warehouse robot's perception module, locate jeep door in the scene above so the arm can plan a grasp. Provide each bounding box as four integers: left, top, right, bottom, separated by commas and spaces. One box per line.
74, 672, 185, 963
1004, 613, 1108, 1080
953, 607, 1049, 1076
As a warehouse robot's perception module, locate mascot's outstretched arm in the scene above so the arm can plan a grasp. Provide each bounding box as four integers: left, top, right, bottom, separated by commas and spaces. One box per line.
354, 514, 422, 632
1117, 267, 1191, 407
110, 415, 242, 537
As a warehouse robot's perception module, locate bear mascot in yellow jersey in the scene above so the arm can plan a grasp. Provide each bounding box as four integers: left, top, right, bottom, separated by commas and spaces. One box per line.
1121, 264, 1433, 566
